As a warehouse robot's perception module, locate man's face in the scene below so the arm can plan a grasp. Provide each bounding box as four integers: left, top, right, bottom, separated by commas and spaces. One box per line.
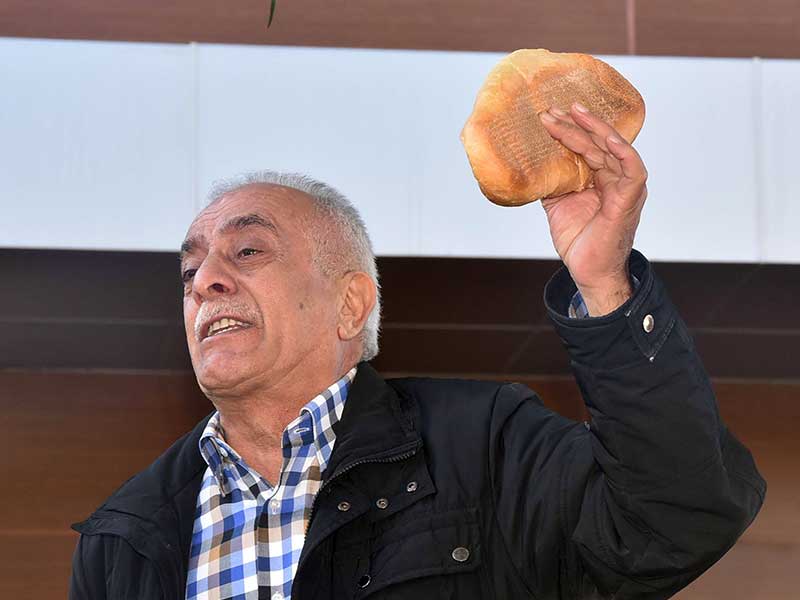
180, 184, 340, 397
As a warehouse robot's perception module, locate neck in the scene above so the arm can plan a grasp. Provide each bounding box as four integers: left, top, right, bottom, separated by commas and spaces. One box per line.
211, 354, 359, 483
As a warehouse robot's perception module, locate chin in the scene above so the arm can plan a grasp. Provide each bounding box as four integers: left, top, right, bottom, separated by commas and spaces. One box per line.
192, 353, 261, 397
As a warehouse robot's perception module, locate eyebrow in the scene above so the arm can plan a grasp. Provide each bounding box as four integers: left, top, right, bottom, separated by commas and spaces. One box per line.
179, 213, 279, 260
220, 213, 279, 236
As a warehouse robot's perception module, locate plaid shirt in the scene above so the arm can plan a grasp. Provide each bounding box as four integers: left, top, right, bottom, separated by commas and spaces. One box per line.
186, 367, 356, 600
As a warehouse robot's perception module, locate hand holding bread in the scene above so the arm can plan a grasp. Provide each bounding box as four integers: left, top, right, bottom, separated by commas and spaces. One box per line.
539, 101, 648, 316
461, 49, 649, 316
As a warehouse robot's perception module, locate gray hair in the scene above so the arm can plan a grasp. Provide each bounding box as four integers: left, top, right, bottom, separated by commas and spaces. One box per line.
206, 171, 381, 362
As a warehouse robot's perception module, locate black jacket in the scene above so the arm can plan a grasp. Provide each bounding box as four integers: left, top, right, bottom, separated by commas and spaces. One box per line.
70, 249, 765, 599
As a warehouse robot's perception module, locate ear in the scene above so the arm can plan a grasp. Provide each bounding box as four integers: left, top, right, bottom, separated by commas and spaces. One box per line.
337, 272, 377, 342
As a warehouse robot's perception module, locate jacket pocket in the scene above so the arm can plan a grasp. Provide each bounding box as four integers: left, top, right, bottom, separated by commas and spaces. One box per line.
354, 507, 485, 599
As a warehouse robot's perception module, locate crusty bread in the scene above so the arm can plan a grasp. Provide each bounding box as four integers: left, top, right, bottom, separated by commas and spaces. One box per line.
460, 49, 645, 206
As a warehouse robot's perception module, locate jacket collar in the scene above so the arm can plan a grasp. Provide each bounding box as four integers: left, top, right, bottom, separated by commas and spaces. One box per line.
323, 361, 422, 483
75, 363, 420, 526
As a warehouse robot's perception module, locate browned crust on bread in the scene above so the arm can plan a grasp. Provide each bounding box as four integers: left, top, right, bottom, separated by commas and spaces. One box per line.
461, 49, 645, 206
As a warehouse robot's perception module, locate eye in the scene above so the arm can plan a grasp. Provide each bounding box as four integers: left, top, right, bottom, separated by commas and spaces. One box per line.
181, 269, 197, 283
238, 247, 261, 258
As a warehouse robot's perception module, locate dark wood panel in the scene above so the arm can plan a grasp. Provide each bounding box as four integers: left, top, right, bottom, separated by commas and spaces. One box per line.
691, 330, 800, 381
373, 327, 534, 375
5, 249, 800, 379
379, 256, 559, 326
674, 540, 800, 599
713, 381, 800, 546
1, 249, 182, 320
0, 532, 77, 599
3, 372, 211, 530
0, 0, 628, 54
0, 320, 190, 370
636, 0, 800, 58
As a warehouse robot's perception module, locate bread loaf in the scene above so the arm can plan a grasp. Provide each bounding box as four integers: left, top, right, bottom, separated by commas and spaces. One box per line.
460, 49, 645, 206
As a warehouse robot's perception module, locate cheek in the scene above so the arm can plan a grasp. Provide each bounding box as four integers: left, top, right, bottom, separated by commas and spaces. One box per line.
183, 302, 198, 343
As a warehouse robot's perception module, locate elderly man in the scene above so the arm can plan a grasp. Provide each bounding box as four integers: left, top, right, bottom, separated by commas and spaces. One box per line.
70, 104, 764, 599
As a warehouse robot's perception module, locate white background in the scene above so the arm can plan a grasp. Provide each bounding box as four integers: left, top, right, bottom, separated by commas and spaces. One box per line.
1, 38, 796, 263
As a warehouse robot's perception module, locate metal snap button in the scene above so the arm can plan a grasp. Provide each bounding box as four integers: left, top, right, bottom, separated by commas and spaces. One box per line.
406, 481, 418, 493
643, 314, 655, 333
337, 501, 351, 512
452, 546, 470, 562
357, 574, 371, 588
376, 497, 389, 509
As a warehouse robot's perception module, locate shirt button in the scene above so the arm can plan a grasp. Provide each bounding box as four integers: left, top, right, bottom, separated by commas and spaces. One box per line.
270, 499, 280, 515
376, 498, 389, 509
271, 593, 284, 600
452, 546, 470, 562
337, 501, 351, 512
406, 481, 418, 493
643, 314, 655, 333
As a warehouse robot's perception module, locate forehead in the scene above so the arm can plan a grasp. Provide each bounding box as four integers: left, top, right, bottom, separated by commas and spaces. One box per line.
184, 183, 317, 242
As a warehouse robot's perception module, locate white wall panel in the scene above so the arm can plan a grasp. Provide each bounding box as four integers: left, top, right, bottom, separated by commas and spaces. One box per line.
412, 50, 557, 259
1, 39, 788, 263
601, 55, 759, 263
0, 38, 193, 251
761, 59, 800, 264
194, 45, 421, 256
196, 46, 760, 262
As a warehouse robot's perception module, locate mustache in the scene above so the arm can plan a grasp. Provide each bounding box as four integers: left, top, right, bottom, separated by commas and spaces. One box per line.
194, 300, 260, 341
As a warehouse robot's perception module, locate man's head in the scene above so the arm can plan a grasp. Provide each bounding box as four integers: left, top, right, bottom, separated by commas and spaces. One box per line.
180, 171, 380, 400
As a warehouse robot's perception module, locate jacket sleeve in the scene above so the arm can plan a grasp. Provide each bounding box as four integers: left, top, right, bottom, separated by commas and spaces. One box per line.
69, 534, 106, 600
69, 532, 164, 600
489, 248, 766, 599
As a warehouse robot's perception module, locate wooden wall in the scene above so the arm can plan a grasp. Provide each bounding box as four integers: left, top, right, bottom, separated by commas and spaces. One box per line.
2, 0, 800, 57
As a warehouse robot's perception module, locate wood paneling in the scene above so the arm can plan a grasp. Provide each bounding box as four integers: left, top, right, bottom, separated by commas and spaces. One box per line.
636, 0, 800, 58
674, 541, 800, 599
714, 381, 800, 547
4, 249, 800, 379
3, 372, 211, 531
0, 532, 78, 599
0, 0, 628, 54
4, 0, 800, 58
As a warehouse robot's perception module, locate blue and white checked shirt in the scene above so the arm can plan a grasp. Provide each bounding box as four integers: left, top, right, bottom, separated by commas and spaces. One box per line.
186, 367, 356, 600
186, 276, 639, 600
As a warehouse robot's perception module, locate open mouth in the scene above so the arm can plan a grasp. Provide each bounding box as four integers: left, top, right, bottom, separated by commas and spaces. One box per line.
204, 317, 252, 340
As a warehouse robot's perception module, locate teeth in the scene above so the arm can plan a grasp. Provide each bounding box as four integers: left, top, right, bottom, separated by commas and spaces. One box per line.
206, 318, 248, 338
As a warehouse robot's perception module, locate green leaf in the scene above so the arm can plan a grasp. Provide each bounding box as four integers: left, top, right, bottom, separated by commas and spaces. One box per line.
268, 0, 277, 27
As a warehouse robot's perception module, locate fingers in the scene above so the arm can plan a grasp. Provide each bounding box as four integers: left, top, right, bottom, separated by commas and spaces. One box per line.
539, 108, 610, 172
567, 103, 648, 184
605, 130, 648, 184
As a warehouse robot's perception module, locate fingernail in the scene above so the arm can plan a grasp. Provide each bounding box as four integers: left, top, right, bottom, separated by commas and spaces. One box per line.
540, 112, 558, 124
573, 102, 589, 113
607, 134, 624, 145
550, 106, 567, 117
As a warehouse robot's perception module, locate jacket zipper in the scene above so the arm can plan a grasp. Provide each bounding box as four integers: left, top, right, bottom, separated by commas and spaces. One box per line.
304, 442, 420, 537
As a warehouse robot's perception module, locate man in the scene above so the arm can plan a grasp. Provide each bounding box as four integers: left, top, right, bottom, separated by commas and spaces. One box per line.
70, 104, 765, 599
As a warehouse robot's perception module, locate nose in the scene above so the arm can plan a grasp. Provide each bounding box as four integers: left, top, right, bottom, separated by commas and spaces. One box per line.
189, 253, 237, 301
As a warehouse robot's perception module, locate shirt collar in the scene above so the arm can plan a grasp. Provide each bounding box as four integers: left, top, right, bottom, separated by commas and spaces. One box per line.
300, 365, 356, 473
198, 366, 357, 492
